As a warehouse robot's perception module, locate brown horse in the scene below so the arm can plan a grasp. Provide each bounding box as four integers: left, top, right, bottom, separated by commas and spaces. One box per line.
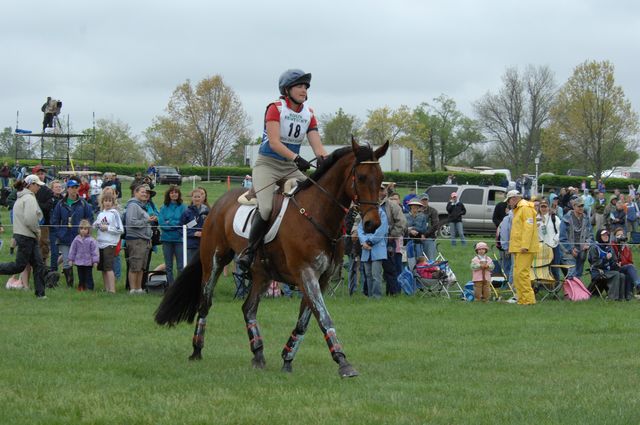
155, 139, 388, 377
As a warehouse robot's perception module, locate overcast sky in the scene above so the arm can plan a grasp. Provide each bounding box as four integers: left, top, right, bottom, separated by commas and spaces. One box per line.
2, 0, 639, 143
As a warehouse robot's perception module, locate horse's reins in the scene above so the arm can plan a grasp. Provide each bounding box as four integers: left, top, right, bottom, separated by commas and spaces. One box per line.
288, 159, 381, 246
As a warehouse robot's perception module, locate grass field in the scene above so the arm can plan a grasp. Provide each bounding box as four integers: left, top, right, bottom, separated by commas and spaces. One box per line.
0, 181, 639, 424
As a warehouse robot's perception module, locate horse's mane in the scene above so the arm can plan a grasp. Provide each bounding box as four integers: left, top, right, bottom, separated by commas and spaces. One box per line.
297, 144, 375, 190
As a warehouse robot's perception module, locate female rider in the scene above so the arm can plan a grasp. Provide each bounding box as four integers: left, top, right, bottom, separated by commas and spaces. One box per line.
237, 69, 327, 272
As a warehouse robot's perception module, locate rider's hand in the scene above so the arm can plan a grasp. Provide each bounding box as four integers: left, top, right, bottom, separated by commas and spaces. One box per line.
294, 155, 311, 172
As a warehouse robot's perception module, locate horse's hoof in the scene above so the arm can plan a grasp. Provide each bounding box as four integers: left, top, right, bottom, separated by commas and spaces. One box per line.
338, 364, 359, 378
281, 362, 293, 373
251, 357, 266, 369
188, 353, 202, 361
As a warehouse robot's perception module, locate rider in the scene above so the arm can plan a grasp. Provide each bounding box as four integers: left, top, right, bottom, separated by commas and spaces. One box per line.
236, 69, 328, 272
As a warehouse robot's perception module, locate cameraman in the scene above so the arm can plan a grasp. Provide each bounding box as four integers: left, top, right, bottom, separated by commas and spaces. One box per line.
611, 227, 637, 299
405, 199, 427, 265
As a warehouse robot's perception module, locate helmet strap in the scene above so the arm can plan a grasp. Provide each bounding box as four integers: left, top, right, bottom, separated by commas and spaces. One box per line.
286, 89, 304, 106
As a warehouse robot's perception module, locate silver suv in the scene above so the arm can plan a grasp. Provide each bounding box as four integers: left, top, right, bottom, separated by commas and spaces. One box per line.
423, 184, 507, 237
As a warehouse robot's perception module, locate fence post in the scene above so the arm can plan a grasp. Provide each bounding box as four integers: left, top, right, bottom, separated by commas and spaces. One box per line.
182, 225, 188, 266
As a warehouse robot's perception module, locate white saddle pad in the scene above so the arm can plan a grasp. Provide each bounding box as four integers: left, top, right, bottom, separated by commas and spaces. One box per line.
232, 197, 290, 244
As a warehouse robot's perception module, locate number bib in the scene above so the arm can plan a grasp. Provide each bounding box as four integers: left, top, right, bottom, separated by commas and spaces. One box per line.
259, 99, 313, 161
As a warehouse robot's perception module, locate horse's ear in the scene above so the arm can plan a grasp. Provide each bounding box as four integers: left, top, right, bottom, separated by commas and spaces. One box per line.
375, 140, 390, 160
351, 135, 359, 154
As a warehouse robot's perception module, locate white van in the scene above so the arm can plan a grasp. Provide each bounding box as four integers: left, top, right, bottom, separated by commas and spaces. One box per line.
479, 168, 513, 185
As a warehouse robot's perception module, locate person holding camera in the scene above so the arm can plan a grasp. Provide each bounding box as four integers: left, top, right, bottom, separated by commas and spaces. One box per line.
611, 227, 637, 299
236, 69, 327, 272
405, 199, 428, 264
537, 198, 562, 281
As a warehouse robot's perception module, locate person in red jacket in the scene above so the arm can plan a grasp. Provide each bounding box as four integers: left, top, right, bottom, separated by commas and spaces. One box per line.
611, 227, 638, 297
78, 176, 90, 200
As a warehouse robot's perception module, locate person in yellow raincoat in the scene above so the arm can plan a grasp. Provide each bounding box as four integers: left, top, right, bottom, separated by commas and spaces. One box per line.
507, 190, 539, 305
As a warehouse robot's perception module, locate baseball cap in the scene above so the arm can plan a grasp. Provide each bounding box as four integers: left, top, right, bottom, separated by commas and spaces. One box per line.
32, 165, 45, 174
66, 179, 80, 188
407, 200, 423, 207
24, 174, 45, 186
505, 190, 522, 200
420, 194, 429, 201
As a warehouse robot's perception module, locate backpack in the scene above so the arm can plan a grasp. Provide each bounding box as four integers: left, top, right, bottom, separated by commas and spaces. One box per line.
627, 203, 637, 222
563, 277, 591, 301
398, 267, 415, 295
146, 271, 168, 294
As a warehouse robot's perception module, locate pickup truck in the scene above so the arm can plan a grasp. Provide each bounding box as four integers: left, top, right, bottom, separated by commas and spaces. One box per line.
423, 184, 507, 238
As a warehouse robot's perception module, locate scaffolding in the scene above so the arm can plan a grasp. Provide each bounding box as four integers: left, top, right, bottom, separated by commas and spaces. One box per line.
13, 110, 96, 171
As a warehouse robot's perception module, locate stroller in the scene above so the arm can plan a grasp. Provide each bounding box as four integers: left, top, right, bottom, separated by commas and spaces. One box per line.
412, 244, 464, 299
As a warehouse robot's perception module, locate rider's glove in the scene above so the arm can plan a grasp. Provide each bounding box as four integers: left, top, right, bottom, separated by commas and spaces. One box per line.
293, 155, 311, 172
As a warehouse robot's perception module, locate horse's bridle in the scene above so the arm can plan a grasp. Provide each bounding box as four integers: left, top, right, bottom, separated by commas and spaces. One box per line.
350, 160, 382, 214
288, 159, 381, 245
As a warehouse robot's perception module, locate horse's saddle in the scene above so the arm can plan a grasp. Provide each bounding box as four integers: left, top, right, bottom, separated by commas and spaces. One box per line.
237, 178, 299, 206
233, 196, 291, 243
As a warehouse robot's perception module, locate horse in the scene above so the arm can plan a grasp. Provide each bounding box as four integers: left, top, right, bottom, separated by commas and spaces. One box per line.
155, 138, 389, 377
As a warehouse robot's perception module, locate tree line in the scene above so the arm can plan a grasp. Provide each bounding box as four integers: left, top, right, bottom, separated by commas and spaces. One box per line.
2, 59, 636, 178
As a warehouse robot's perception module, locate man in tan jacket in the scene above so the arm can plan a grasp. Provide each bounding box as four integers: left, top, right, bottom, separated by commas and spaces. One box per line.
507, 190, 539, 305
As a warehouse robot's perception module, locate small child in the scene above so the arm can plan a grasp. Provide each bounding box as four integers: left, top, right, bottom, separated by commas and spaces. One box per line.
470, 242, 494, 302
415, 256, 441, 279
93, 193, 123, 293
68, 219, 99, 291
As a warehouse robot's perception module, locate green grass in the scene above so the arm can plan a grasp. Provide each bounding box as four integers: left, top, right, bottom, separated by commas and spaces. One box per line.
0, 181, 639, 424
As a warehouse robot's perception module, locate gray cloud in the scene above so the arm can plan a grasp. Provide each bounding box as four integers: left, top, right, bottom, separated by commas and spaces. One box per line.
2, 0, 638, 143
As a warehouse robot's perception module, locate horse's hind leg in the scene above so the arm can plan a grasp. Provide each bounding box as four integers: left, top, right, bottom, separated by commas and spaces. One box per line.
302, 270, 358, 378
242, 273, 268, 369
189, 254, 225, 361
281, 301, 313, 373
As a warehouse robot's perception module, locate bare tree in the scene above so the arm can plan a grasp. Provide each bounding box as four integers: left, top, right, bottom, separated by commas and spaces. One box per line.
474, 65, 555, 175
147, 75, 250, 167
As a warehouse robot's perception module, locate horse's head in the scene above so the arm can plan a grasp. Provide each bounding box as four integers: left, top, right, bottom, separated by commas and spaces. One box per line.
349, 137, 389, 234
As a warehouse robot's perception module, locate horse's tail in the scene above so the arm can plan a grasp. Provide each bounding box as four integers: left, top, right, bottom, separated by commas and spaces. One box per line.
155, 252, 202, 326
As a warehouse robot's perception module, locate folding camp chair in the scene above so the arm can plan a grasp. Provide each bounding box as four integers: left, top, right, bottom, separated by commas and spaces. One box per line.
531, 243, 564, 301
413, 261, 450, 298
489, 247, 516, 301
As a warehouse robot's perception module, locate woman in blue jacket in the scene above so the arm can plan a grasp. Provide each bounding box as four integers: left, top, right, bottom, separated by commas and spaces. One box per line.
180, 188, 210, 263
159, 185, 186, 284
357, 205, 389, 299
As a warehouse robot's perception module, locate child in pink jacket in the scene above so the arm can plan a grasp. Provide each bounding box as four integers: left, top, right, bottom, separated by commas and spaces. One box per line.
470, 242, 494, 302
68, 220, 100, 291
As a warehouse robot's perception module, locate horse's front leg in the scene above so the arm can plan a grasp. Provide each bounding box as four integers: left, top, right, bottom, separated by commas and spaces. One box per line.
281, 301, 313, 373
301, 268, 359, 378
189, 255, 223, 361
242, 274, 268, 369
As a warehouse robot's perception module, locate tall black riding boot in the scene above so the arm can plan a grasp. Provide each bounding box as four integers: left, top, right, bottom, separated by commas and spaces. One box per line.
63, 267, 74, 288
236, 214, 269, 272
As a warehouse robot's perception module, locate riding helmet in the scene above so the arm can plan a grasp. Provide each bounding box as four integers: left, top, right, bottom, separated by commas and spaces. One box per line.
278, 69, 312, 95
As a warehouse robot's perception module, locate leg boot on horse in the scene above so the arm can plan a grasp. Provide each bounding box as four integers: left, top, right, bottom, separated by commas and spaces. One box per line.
236, 213, 269, 273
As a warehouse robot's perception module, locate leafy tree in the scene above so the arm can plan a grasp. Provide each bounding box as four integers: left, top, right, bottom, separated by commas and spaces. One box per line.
146, 75, 250, 167
78, 118, 144, 164
545, 60, 639, 178
224, 135, 260, 167
144, 117, 187, 166
410, 96, 485, 171
319, 108, 361, 145
474, 65, 555, 175
0, 127, 15, 157
362, 105, 413, 147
